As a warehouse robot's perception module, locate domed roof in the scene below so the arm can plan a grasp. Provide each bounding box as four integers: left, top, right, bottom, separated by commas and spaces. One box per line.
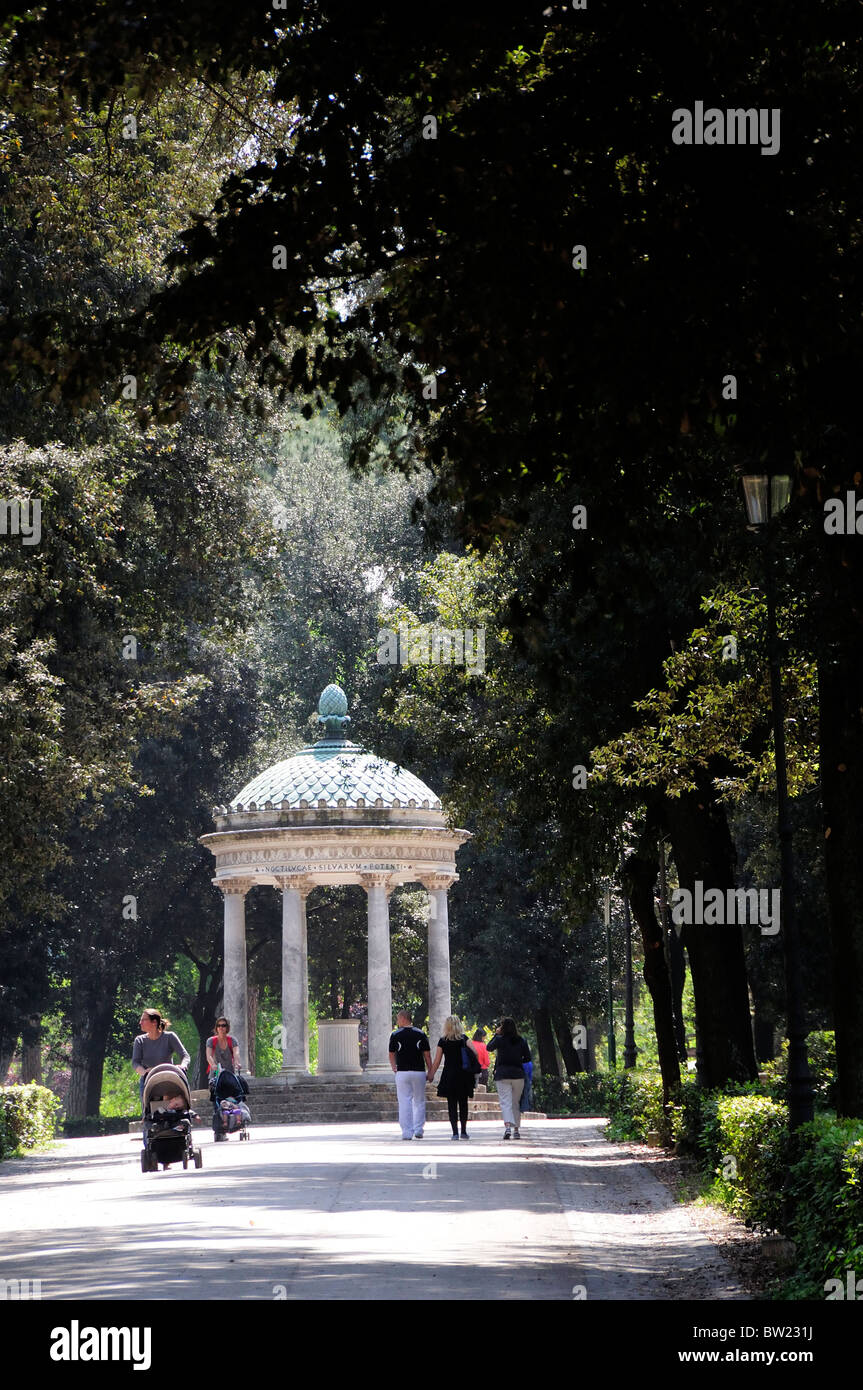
224, 684, 442, 814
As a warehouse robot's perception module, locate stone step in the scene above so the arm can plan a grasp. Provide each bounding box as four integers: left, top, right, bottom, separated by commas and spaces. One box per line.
250, 1086, 500, 1095
128, 1074, 543, 1132
251, 1075, 489, 1082
250, 1094, 502, 1106
130, 1109, 547, 1132
241, 1110, 524, 1118
245, 1112, 548, 1126
245, 1104, 541, 1120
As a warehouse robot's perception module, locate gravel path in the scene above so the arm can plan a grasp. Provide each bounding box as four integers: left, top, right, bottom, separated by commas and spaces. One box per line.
0, 1118, 747, 1301
529, 1120, 747, 1300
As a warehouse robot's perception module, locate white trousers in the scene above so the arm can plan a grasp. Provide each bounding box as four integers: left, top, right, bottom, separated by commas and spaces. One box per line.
496, 1077, 524, 1128
396, 1071, 427, 1137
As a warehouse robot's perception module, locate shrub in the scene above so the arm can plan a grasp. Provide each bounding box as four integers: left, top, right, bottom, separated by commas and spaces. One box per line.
780, 1116, 863, 1298
670, 1078, 719, 1163
532, 1072, 627, 1116
604, 1072, 671, 1144
761, 1031, 837, 1110
712, 1093, 789, 1228
0, 1084, 63, 1158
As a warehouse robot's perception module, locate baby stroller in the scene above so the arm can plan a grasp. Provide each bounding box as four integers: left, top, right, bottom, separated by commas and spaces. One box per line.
210, 1067, 251, 1141
140, 1064, 202, 1173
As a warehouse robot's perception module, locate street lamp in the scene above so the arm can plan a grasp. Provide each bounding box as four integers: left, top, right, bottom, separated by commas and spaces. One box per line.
741, 470, 814, 1128
620, 856, 638, 1069
742, 474, 793, 529
604, 888, 617, 1069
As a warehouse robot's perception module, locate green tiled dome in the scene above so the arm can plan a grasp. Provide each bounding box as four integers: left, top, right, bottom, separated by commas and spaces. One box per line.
227, 685, 442, 812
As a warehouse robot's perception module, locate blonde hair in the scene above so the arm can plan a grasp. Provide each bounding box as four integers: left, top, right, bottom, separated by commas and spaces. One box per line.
442, 1015, 465, 1040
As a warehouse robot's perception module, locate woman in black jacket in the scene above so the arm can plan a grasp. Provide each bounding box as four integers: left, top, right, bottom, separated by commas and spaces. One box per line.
487, 1017, 531, 1139
427, 1015, 479, 1140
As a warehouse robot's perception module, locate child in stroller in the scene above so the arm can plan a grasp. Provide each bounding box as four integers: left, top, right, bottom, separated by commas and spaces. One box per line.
210, 1066, 251, 1141
140, 1064, 202, 1172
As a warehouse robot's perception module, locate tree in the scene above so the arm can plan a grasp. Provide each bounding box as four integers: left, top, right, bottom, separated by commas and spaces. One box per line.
623, 843, 681, 1101
5, 5, 863, 1108
0, 41, 291, 1095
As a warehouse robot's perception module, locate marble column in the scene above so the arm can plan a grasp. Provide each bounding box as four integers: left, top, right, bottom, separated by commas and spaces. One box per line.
422, 875, 454, 1046
279, 876, 313, 1076
301, 889, 311, 1071
220, 878, 254, 1072
361, 873, 394, 1074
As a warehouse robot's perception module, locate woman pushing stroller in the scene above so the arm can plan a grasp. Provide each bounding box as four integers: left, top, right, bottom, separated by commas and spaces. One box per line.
132, 1009, 190, 1111
207, 1016, 250, 1141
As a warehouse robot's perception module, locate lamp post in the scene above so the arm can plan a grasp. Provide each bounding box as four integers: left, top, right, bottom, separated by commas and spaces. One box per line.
658, 837, 687, 1061
621, 857, 638, 1069
741, 472, 814, 1129
604, 888, 617, 1069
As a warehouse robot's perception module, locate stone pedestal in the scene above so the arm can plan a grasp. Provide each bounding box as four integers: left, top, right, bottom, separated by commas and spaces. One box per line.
317, 1019, 363, 1075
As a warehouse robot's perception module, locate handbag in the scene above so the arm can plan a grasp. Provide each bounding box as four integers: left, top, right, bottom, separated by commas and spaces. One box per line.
461, 1043, 482, 1075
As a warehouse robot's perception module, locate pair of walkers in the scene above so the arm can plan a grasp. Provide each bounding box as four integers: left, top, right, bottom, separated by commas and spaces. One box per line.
389, 1010, 480, 1140
388, 1010, 532, 1141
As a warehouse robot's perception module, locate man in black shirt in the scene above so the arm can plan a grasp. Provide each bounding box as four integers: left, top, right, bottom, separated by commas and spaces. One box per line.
388, 1009, 432, 1140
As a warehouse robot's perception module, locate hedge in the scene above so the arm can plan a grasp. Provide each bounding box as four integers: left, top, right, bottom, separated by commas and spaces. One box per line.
710, 1093, 789, 1228
531, 1072, 631, 1117
781, 1116, 863, 1298
62, 1114, 138, 1139
0, 1084, 63, 1159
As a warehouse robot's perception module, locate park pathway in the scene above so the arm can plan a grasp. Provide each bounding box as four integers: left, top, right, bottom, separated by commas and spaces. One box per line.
1, 1118, 746, 1301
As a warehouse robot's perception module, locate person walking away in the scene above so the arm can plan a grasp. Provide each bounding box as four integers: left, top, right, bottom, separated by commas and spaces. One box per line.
521, 1056, 534, 1115
471, 1029, 491, 1087
132, 1009, 190, 1112
389, 1009, 432, 1139
427, 1015, 479, 1140
488, 1018, 531, 1139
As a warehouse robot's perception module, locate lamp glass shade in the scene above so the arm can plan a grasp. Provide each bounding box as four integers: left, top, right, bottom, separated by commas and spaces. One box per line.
771, 475, 792, 515
742, 475, 769, 526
